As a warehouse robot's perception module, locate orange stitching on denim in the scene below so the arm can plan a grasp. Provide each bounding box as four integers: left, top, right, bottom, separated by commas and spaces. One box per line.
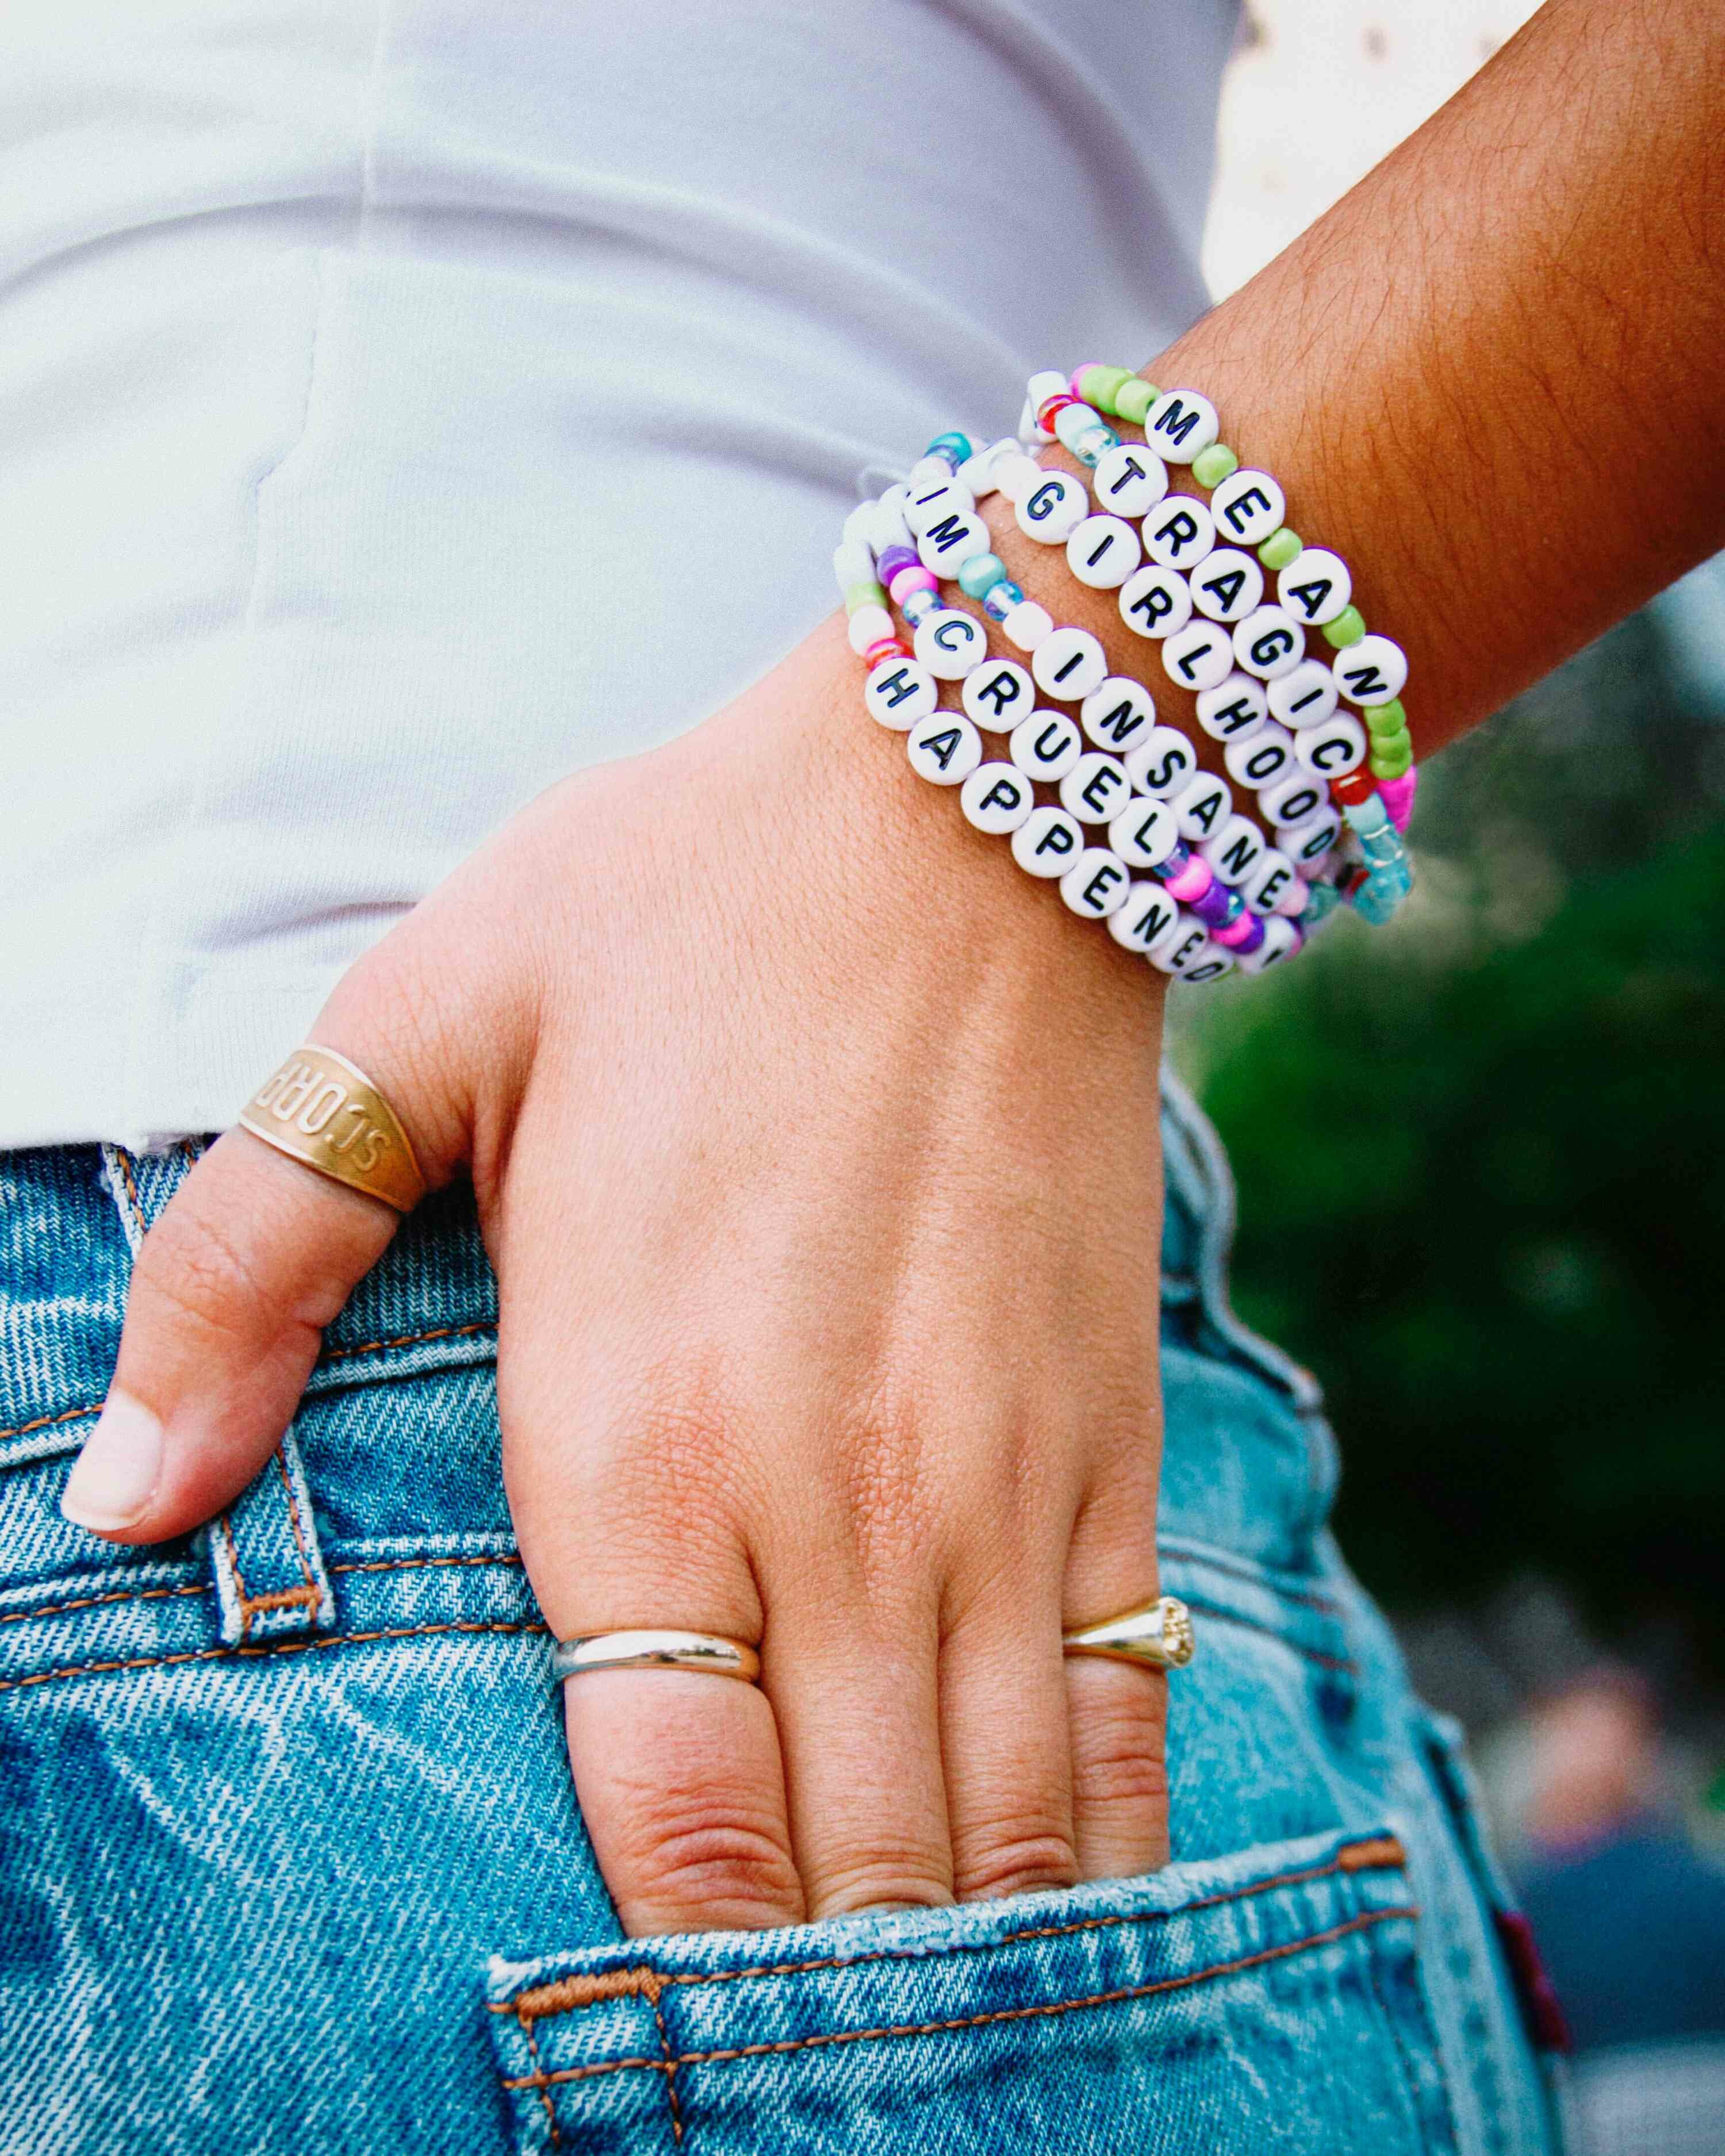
494, 1839, 1410, 2023
320, 1320, 495, 1363
0, 1582, 209, 1625
217, 1513, 254, 1636
500, 1906, 1419, 2090
649, 1987, 684, 2144
113, 1148, 145, 1236
273, 1448, 319, 1599
520, 2016, 561, 2150
0, 1617, 547, 1694
328, 1552, 521, 1576
1157, 1538, 1341, 1614
0, 1402, 102, 1445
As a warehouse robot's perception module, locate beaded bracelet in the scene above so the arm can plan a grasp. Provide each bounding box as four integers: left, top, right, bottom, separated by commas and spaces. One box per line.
1015, 366, 1416, 925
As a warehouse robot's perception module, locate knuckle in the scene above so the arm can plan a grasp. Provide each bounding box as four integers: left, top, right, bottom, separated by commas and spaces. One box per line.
953, 1825, 1080, 1903
610, 1790, 803, 1934
806, 1850, 953, 1920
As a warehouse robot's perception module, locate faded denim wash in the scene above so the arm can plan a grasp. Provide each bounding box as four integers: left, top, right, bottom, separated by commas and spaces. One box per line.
0, 1077, 1563, 2153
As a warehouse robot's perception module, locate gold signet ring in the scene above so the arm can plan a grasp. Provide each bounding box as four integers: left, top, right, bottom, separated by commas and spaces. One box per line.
550, 1631, 762, 1684
1063, 1595, 1196, 1671
238, 1044, 427, 1213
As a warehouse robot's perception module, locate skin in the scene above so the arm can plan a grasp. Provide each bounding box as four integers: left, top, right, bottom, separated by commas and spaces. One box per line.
64, 0, 1725, 1936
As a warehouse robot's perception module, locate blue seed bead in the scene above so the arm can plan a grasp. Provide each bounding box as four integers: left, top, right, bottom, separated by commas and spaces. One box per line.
927, 431, 975, 471
1343, 794, 1391, 838
1152, 840, 1191, 883
1302, 880, 1340, 926
1351, 864, 1412, 925
959, 551, 1009, 600
900, 586, 940, 630
981, 577, 1026, 623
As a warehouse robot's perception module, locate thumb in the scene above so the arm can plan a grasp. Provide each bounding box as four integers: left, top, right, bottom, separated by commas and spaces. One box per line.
63, 1017, 467, 1544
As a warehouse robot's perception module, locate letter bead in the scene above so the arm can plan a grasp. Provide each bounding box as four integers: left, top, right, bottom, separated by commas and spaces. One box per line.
1060, 847, 1132, 919
1200, 813, 1267, 887
1242, 846, 1297, 916
1143, 495, 1216, 570
846, 605, 895, 655
916, 512, 991, 575
1031, 626, 1107, 701
863, 659, 938, 730
1224, 719, 1296, 793
1092, 442, 1170, 518
1160, 620, 1234, 693
1014, 471, 1088, 543
960, 761, 1036, 835
913, 609, 989, 680
1149, 919, 1224, 978
1293, 710, 1368, 778
1109, 882, 1181, 953
904, 478, 973, 536
906, 712, 983, 787
1267, 659, 1339, 731
1080, 676, 1156, 753
1171, 770, 1232, 842
992, 451, 1044, 503
1118, 564, 1193, 641
1289, 813, 1343, 865
1059, 750, 1131, 826
1108, 796, 1181, 870
1332, 633, 1409, 707
1145, 389, 1220, 466
1066, 514, 1142, 589
1277, 547, 1352, 627
1009, 709, 1083, 781
1189, 547, 1265, 624
1210, 468, 1286, 548
1232, 604, 1305, 681
961, 658, 1036, 731
1011, 803, 1084, 878
1002, 599, 1055, 651
1261, 772, 1329, 830
1125, 725, 1198, 799
1195, 673, 1268, 743
1235, 915, 1302, 973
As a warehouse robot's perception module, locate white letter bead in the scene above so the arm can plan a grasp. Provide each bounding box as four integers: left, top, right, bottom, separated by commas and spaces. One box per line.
992, 451, 1044, 503
904, 477, 973, 536
1179, 941, 1236, 985
866, 490, 913, 555
1001, 599, 1054, 652
1143, 495, 1216, 570
1108, 881, 1181, 952
1059, 750, 1131, 825
1145, 389, 1220, 466
1010, 803, 1084, 878
1031, 626, 1107, 701
1092, 441, 1170, 518
1235, 915, 1302, 973
1080, 676, 1156, 753
1289, 814, 1343, 866
1014, 470, 1088, 543
956, 437, 1018, 497
1019, 397, 1053, 445
862, 658, 937, 730
1027, 369, 1071, 408
1261, 772, 1329, 829
1161, 620, 1234, 693
1171, 770, 1232, 842
1243, 846, 1297, 915
1066, 514, 1142, 589
1201, 813, 1268, 887
1210, 468, 1285, 548
1294, 710, 1368, 778
1060, 847, 1132, 919
846, 605, 894, 655
916, 512, 991, 575
1148, 918, 1213, 976
1009, 709, 1083, 780
1232, 605, 1305, 681
906, 712, 983, 788
913, 608, 990, 680
961, 658, 1036, 732
841, 501, 876, 551
1194, 674, 1268, 743
1125, 726, 1199, 799
1224, 720, 1296, 792
1267, 659, 1339, 731
832, 539, 875, 593
1189, 547, 1264, 624
1278, 547, 1352, 627
1332, 634, 1409, 707
1118, 564, 1193, 641
960, 761, 1036, 835
1107, 795, 1180, 869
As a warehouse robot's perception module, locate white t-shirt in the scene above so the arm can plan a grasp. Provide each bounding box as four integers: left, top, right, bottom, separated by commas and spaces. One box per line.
0, 1, 1237, 1149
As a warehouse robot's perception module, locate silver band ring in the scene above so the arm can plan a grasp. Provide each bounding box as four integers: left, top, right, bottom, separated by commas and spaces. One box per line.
550, 1629, 761, 1684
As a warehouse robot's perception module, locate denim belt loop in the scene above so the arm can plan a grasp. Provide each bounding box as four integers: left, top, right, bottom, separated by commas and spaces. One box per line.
99, 1141, 335, 1647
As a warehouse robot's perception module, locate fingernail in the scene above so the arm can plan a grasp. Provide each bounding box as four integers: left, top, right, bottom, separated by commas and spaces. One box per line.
61, 1391, 163, 1530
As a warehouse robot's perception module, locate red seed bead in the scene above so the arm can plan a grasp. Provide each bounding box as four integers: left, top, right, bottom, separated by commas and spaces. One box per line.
1036, 393, 1081, 433
1329, 769, 1375, 808
864, 637, 908, 669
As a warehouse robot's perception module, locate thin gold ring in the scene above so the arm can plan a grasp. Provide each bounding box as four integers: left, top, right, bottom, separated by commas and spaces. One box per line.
550, 1630, 762, 1684
1062, 1595, 1196, 1671
238, 1042, 427, 1213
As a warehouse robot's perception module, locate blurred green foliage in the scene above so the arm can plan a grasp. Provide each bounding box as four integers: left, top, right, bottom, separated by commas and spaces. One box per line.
1179, 583, 1725, 1685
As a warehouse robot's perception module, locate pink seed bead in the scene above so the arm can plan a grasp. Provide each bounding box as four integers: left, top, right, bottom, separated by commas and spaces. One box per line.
1215, 911, 1264, 951
1379, 770, 1419, 832
1275, 875, 1311, 918
864, 638, 908, 668
1164, 854, 1214, 904
888, 564, 938, 605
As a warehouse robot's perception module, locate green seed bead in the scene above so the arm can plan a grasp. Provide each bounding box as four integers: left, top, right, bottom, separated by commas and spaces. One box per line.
1257, 527, 1301, 572
843, 581, 887, 616
1322, 605, 1366, 649
1370, 735, 1414, 780
1363, 699, 1408, 739
1191, 443, 1239, 489
1113, 377, 1156, 425
1079, 365, 1134, 415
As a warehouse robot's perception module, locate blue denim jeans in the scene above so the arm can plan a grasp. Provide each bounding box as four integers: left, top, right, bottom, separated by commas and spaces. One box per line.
0, 1079, 1563, 2153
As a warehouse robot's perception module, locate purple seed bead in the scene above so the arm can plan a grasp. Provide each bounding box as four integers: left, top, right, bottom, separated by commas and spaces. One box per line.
1193, 881, 1237, 929
1215, 910, 1264, 952
876, 545, 919, 584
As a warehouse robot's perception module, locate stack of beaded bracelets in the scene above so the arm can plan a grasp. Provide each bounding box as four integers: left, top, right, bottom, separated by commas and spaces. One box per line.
833, 439, 1323, 983
1014, 365, 1416, 923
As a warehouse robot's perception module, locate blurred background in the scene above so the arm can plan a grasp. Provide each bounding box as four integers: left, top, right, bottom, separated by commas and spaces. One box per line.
1183, 7, 1725, 2149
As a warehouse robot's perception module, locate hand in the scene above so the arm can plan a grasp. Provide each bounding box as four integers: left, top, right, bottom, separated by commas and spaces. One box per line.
63, 620, 1174, 1933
